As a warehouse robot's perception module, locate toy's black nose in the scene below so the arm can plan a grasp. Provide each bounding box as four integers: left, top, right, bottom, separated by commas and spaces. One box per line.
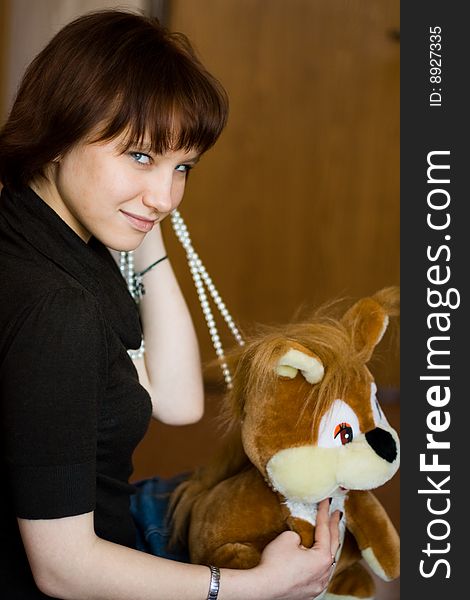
365, 428, 397, 463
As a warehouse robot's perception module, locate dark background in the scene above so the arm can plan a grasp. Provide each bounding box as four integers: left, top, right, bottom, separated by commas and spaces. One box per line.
401, 1, 466, 597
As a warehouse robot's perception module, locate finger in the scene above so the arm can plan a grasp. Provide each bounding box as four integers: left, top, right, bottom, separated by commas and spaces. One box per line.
329, 510, 341, 558
312, 498, 331, 550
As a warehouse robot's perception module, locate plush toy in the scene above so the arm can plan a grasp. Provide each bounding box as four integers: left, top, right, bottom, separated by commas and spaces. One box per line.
170, 287, 400, 599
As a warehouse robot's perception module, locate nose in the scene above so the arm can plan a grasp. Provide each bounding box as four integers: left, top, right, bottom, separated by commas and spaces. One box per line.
141, 174, 175, 214
142, 190, 173, 214
365, 428, 397, 463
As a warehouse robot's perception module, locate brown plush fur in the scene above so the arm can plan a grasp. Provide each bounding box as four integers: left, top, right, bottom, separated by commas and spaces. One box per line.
169, 288, 400, 599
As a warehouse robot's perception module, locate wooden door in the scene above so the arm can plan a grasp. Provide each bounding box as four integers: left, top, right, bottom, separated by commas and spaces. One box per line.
163, 0, 400, 387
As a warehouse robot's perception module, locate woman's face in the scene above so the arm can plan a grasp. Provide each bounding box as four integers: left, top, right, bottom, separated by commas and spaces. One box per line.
35, 132, 199, 250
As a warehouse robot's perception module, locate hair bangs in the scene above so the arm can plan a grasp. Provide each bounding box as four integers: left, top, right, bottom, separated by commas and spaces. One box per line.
91, 30, 228, 156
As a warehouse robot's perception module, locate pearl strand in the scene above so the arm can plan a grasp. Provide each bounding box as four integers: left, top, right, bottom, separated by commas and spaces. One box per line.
119, 250, 137, 300
120, 250, 145, 359
170, 209, 244, 389
120, 213, 244, 386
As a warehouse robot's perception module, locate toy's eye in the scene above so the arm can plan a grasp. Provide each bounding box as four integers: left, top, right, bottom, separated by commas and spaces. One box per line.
317, 399, 360, 448
334, 423, 353, 445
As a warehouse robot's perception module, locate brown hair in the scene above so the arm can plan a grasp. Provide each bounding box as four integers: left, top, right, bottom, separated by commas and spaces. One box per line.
0, 9, 228, 190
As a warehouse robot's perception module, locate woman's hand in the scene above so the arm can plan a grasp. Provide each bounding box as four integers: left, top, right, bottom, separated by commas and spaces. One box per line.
251, 499, 341, 600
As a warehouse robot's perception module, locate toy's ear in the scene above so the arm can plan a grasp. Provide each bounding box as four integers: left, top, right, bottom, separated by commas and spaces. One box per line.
275, 343, 324, 384
342, 286, 400, 362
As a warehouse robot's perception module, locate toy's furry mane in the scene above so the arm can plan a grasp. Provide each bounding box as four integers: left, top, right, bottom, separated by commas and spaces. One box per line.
169, 287, 399, 547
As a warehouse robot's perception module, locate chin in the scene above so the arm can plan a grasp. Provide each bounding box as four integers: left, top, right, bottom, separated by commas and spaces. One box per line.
109, 242, 141, 252
100, 233, 145, 253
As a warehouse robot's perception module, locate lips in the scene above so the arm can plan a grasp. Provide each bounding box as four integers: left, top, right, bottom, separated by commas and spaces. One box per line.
120, 210, 156, 233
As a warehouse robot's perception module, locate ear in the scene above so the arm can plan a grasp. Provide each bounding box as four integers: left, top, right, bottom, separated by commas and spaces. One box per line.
342, 286, 399, 362
275, 343, 324, 384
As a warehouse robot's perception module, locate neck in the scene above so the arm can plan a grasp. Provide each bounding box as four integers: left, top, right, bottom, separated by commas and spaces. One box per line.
30, 173, 91, 242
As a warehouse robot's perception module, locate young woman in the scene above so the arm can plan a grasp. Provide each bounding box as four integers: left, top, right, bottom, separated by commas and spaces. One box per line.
0, 10, 340, 599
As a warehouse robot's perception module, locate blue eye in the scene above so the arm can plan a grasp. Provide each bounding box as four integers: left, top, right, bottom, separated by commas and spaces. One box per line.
130, 152, 151, 165
175, 163, 193, 174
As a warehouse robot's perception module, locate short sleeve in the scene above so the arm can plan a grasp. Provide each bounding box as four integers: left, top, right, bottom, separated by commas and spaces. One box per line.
1, 287, 107, 519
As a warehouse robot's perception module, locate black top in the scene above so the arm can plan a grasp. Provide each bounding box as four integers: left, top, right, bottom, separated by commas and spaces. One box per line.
0, 185, 153, 598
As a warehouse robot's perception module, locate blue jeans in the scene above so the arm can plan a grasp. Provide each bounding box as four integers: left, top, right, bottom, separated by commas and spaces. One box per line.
130, 473, 191, 562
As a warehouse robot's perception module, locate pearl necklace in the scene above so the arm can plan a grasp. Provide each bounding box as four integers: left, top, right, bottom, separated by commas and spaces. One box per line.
120, 209, 244, 388
119, 250, 145, 359
171, 209, 245, 389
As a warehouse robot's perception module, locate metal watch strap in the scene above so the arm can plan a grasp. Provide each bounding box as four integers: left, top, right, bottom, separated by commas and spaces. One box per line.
207, 565, 220, 600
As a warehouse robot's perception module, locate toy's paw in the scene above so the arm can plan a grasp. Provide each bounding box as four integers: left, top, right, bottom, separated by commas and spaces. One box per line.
326, 561, 375, 599
361, 547, 399, 581
210, 542, 261, 569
